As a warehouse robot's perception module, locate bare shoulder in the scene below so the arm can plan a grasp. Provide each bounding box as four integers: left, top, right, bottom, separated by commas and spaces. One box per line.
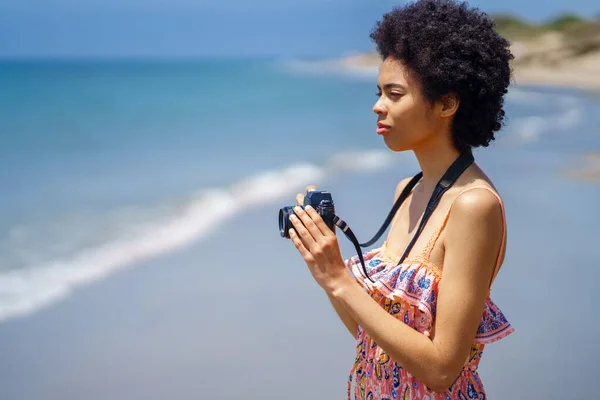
451, 162, 504, 219
451, 185, 503, 221
445, 182, 505, 256
442, 181, 506, 279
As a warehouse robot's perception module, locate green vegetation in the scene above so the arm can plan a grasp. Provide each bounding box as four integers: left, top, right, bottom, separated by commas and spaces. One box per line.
544, 14, 588, 31
491, 14, 543, 39
358, 11, 600, 67
490, 12, 599, 40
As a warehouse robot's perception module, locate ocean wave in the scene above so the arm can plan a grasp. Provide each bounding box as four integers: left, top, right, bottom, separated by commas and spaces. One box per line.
0, 149, 399, 322
506, 87, 585, 112
279, 58, 378, 81
505, 100, 582, 145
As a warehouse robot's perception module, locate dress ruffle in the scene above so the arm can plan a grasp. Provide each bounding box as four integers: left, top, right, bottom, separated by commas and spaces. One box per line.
345, 247, 514, 343
474, 297, 515, 343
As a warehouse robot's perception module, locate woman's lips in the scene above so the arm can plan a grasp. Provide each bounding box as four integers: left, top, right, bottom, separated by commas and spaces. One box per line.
377, 122, 391, 135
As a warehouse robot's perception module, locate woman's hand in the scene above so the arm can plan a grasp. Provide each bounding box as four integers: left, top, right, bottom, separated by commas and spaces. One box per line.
289, 186, 350, 292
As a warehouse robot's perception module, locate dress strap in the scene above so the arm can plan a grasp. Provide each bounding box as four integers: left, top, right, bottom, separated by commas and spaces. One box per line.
420, 185, 507, 288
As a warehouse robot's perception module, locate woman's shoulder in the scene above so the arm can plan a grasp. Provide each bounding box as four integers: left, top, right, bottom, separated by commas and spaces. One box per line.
391, 163, 505, 219
393, 169, 502, 204
446, 167, 504, 220
452, 166, 504, 214
443, 178, 506, 259
449, 186, 504, 228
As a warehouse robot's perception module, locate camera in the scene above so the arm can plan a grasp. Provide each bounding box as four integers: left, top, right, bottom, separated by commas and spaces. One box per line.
279, 191, 336, 238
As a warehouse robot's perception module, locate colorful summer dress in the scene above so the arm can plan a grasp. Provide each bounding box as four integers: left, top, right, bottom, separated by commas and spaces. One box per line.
344, 186, 514, 400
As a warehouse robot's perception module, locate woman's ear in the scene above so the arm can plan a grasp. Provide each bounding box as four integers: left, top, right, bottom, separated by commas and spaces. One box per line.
439, 93, 460, 118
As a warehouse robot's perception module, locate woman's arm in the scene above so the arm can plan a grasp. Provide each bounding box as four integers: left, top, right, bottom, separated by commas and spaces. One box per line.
325, 292, 358, 338
305, 178, 414, 339
296, 186, 358, 338
329, 188, 504, 392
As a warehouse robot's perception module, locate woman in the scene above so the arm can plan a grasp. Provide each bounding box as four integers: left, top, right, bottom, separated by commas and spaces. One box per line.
287, 0, 514, 398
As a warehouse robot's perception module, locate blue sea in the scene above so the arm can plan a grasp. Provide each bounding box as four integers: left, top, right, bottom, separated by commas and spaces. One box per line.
0, 58, 598, 321
1, 59, 600, 399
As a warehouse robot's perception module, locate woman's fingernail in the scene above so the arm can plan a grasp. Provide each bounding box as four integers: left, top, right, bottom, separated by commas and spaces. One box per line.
305, 205, 313, 211
294, 206, 302, 213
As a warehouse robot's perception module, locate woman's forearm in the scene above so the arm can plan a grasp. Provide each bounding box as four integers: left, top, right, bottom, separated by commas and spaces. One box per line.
326, 291, 359, 339
330, 275, 457, 393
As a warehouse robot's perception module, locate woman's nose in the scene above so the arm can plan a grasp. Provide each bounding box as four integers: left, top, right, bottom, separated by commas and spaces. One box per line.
373, 99, 386, 116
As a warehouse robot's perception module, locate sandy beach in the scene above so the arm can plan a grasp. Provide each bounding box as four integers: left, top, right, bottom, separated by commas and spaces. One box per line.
340, 54, 600, 94
510, 32, 600, 93
513, 63, 600, 93
565, 152, 600, 180
338, 30, 600, 94
337, 34, 600, 184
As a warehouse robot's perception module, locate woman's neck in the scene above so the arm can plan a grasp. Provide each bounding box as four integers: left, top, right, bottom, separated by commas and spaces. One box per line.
412, 140, 464, 194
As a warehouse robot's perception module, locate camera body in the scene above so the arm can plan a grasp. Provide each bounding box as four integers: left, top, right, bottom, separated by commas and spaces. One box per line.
279, 191, 336, 238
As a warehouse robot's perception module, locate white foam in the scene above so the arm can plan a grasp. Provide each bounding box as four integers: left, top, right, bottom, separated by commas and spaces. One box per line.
508, 87, 583, 108
507, 104, 582, 145
229, 163, 326, 206
280, 58, 379, 81
328, 150, 398, 172
511, 116, 547, 143
0, 149, 400, 322
507, 88, 553, 105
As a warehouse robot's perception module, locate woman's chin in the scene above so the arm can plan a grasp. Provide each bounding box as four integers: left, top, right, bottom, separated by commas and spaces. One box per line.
383, 137, 411, 152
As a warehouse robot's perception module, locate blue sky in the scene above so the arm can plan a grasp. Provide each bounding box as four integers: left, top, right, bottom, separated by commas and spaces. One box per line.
0, 0, 597, 58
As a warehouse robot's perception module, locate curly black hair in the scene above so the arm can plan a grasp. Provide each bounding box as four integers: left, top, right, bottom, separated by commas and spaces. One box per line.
370, 0, 514, 152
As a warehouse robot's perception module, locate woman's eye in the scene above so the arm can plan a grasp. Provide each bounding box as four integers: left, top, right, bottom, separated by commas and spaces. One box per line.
375, 92, 402, 99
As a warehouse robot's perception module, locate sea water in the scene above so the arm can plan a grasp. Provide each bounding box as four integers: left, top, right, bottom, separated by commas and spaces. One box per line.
0, 57, 598, 322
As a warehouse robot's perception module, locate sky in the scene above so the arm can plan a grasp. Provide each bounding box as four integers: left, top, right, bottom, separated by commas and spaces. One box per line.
0, 0, 598, 58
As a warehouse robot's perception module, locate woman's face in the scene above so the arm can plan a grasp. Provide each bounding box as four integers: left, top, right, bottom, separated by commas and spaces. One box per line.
373, 57, 450, 152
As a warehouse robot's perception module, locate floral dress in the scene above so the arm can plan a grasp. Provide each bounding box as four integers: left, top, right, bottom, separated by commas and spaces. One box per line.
344, 186, 514, 399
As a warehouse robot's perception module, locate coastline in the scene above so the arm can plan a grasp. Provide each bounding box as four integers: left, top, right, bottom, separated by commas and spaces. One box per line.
336, 47, 600, 184
565, 153, 600, 181
509, 33, 600, 94
337, 51, 600, 94
511, 63, 600, 94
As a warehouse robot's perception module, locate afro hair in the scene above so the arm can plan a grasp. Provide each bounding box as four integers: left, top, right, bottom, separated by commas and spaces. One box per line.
370, 0, 514, 151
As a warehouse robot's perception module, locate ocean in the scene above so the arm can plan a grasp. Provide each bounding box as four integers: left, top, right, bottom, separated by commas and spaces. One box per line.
0, 59, 387, 318
0, 58, 597, 322
0, 58, 599, 399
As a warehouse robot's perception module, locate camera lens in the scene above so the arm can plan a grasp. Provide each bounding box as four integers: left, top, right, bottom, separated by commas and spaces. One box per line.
279, 206, 295, 238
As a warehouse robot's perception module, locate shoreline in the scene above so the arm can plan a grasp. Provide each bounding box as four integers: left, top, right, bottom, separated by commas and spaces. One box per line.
513, 66, 600, 94
338, 33, 600, 95
337, 52, 600, 95
335, 50, 600, 185
565, 153, 600, 181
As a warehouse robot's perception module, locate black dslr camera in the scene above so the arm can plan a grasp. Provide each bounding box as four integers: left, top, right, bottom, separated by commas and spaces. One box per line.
279, 191, 336, 238
277, 152, 475, 284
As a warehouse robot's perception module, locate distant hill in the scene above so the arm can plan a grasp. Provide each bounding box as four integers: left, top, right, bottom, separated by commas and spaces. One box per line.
338, 13, 600, 93
493, 13, 600, 64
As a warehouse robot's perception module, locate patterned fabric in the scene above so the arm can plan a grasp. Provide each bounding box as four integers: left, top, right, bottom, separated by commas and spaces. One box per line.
344, 186, 514, 400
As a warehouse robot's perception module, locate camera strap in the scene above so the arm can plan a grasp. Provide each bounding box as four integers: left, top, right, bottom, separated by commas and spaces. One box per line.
332, 151, 474, 282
